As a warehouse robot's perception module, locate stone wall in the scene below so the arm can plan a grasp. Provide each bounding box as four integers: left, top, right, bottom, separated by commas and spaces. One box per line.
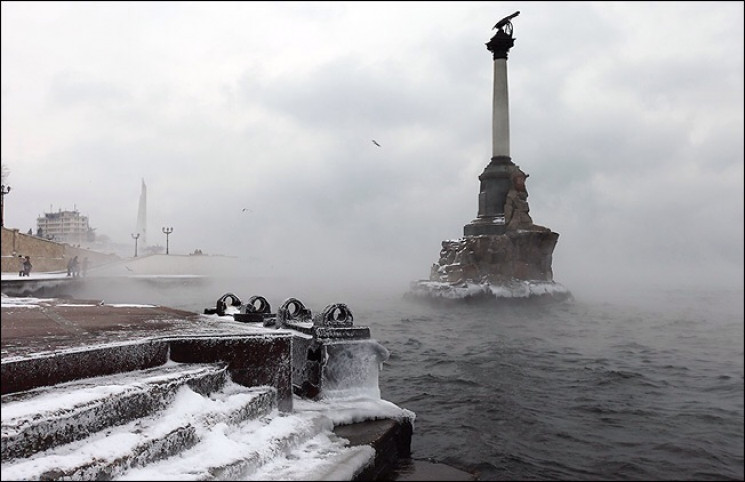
1, 227, 120, 273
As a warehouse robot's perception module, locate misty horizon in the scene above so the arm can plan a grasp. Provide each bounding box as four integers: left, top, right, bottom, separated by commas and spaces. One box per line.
2, 2, 742, 298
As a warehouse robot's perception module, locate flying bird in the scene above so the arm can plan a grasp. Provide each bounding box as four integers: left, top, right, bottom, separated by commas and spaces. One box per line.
242, 208, 252, 213
372, 140, 381, 147
125, 266, 133, 272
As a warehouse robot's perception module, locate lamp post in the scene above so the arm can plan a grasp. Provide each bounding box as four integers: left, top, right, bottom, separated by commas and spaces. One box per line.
0, 184, 10, 227
162, 227, 173, 255
131, 233, 140, 257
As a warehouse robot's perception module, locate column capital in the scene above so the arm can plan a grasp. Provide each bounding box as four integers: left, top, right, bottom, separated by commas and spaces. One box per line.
486, 31, 515, 60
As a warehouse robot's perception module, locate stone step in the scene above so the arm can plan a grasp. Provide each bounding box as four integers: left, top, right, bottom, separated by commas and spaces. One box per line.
0, 379, 277, 481
117, 411, 375, 481
240, 428, 376, 481
1, 361, 230, 461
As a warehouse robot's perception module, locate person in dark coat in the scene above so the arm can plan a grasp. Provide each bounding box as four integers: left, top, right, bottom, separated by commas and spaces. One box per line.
22, 256, 32, 277
67, 256, 81, 277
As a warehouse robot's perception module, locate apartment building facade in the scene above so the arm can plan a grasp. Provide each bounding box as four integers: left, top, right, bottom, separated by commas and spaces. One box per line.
36, 209, 95, 245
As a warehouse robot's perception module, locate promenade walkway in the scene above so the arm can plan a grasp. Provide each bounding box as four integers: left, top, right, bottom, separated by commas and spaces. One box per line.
1, 271, 71, 281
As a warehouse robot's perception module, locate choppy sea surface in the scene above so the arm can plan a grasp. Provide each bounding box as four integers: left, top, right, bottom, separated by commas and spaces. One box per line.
76, 278, 744, 481
367, 288, 744, 481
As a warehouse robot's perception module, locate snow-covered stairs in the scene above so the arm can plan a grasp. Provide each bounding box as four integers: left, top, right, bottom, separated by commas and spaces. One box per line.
0, 361, 375, 481
1, 362, 231, 461
117, 408, 375, 481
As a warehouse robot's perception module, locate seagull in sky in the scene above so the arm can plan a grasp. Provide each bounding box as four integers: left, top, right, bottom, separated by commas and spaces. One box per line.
372, 140, 381, 147
242, 208, 252, 213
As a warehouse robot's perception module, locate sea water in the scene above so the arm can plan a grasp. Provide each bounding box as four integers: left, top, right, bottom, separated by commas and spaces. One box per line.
363, 287, 744, 481
75, 278, 744, 481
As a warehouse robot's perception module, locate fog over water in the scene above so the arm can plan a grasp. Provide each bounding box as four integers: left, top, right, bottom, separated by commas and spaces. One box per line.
66, 271, 744, 481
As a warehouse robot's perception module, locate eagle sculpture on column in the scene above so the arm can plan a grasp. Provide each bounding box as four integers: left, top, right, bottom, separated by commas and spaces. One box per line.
492, 11, 520, 36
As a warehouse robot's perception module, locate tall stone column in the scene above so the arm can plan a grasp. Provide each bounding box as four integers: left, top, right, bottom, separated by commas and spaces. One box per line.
464, 15, 518, 237
491, 43, 511, 159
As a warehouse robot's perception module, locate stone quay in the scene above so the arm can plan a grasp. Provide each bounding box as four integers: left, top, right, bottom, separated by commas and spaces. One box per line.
1, 277, 475, 480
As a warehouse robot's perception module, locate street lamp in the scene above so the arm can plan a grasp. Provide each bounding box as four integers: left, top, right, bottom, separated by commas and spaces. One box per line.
131, 233, 140, 257
0, 184, 10, 227
162, 227, 173, 255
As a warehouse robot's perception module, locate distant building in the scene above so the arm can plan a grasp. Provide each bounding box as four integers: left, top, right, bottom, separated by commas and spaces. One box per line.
36, 209, 95, 245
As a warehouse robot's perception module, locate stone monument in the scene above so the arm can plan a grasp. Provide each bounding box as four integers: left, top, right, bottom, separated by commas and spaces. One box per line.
408, 12, 571, 303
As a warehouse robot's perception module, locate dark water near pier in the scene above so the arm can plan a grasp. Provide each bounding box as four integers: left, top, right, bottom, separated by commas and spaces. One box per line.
77, 277, 744, 481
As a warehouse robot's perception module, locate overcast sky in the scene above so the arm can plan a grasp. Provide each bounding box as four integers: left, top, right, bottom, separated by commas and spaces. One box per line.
2, 1, 743, 296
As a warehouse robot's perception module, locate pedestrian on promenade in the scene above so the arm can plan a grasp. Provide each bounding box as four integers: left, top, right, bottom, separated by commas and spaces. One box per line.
67, 256, 79, 278
82, 257, 89, 277
18, 255, 25, 276
22, 256, 32, 277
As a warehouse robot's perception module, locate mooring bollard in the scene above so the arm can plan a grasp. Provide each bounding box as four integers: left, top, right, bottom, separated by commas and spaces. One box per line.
234, 295, 276, 325
313, 303, 354, 327
276, 297, 313, 329
203, 292, 242, 316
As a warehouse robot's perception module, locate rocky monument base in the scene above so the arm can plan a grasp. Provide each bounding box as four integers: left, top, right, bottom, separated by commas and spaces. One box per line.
406, 229, 572, 304
431, 231, 559, 283
406, 163, 572, 304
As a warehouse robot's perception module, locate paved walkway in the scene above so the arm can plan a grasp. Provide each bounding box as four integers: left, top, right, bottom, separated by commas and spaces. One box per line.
1, 272, 71, 281
1, 295, 270, 361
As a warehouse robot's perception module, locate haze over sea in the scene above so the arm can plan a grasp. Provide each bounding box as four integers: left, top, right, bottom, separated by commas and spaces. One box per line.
75, 276, 744, 481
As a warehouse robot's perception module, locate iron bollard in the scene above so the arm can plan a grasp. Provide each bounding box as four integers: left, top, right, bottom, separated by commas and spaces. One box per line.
203, 293, 242, 316
234, 295, 276, 325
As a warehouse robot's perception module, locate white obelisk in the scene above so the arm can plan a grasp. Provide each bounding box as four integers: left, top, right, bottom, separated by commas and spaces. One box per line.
136, 178, 147, 246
